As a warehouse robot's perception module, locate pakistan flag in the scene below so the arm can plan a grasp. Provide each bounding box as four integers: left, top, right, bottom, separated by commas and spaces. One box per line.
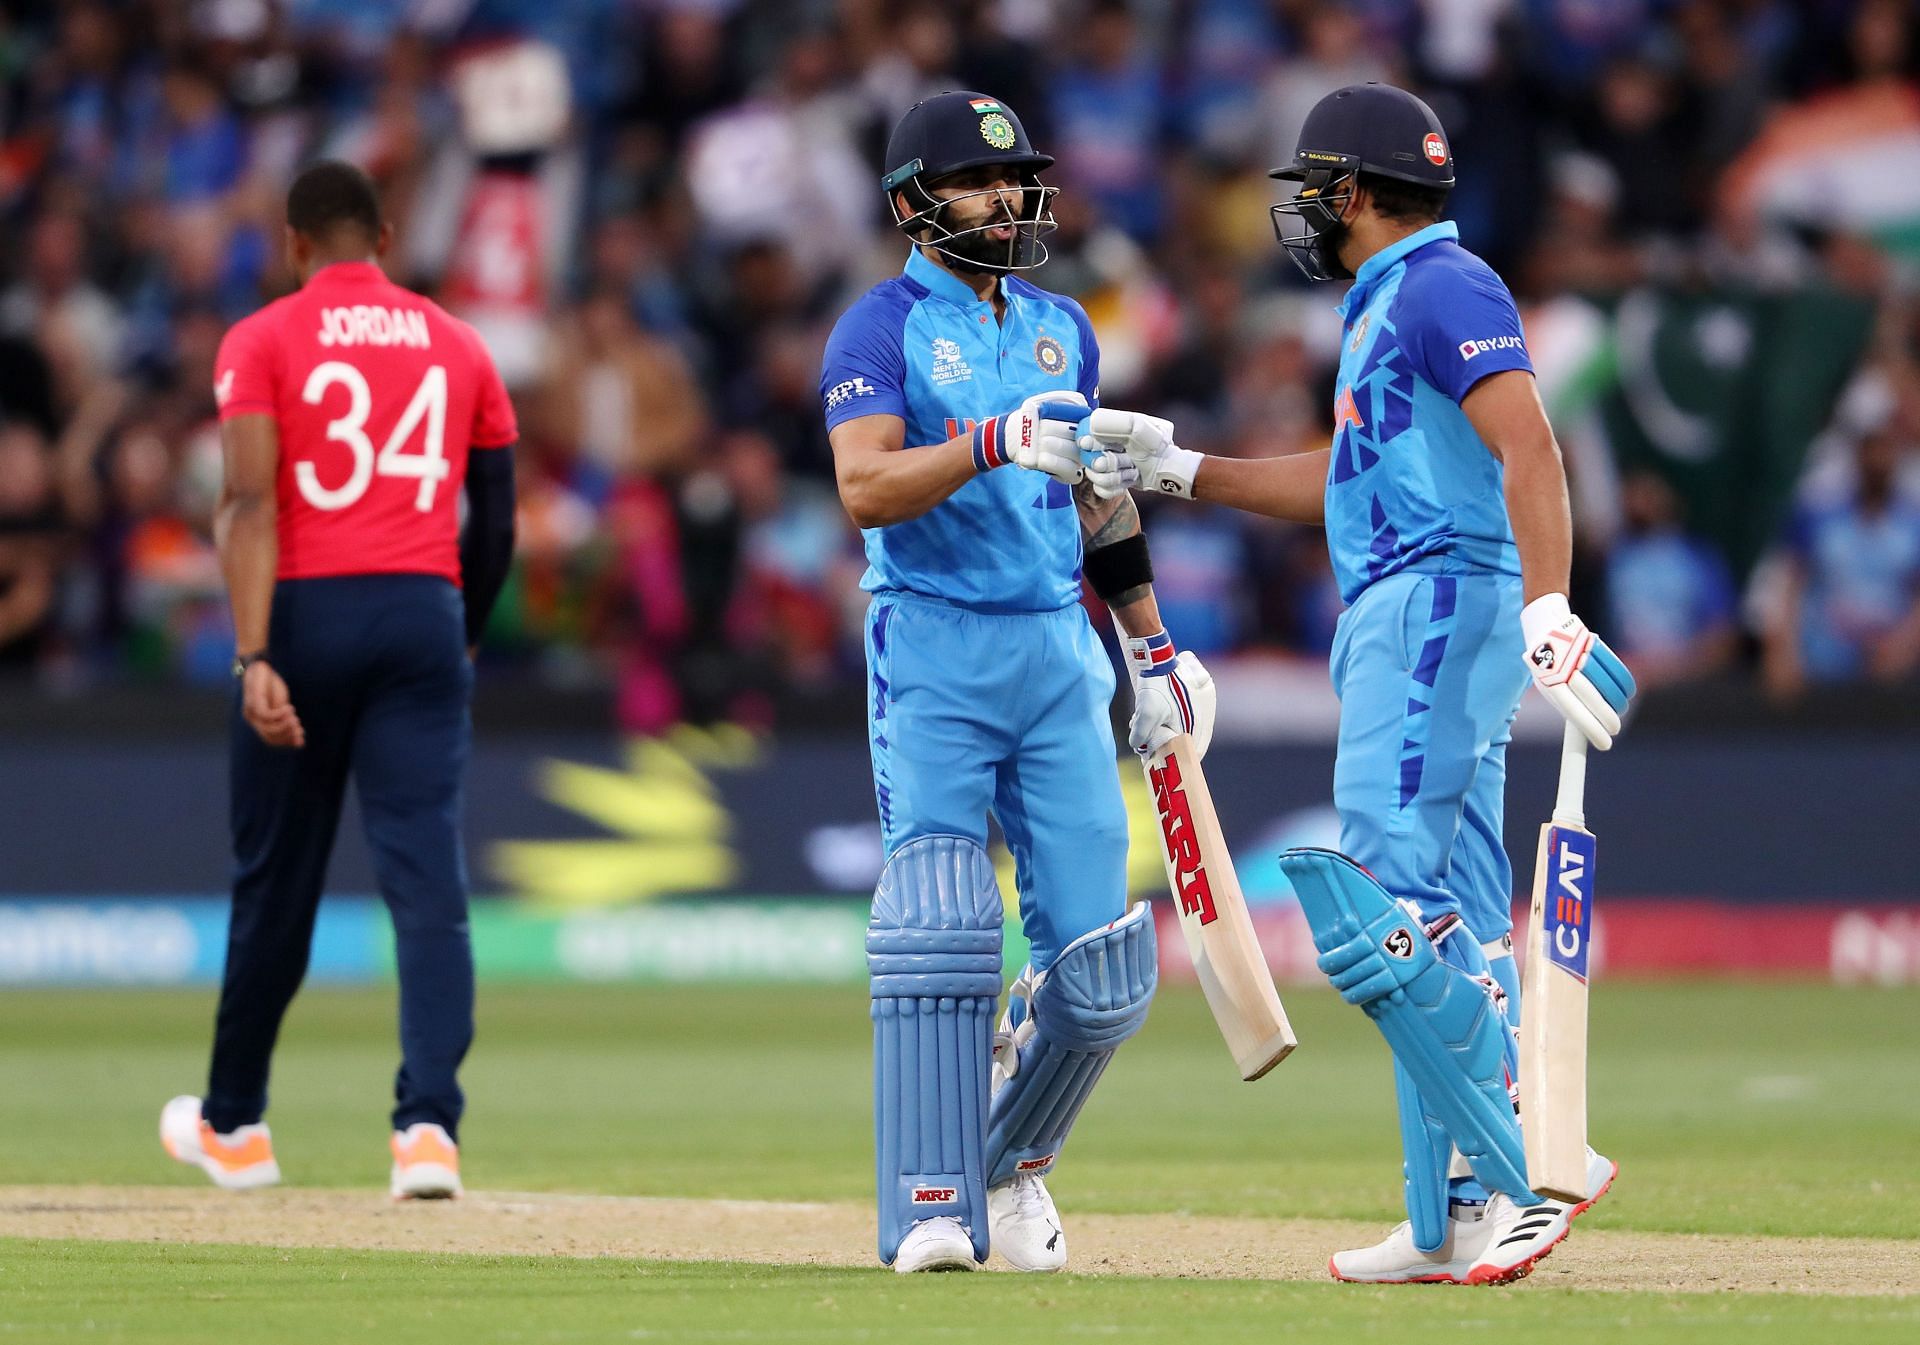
1597, 285, 1875, 575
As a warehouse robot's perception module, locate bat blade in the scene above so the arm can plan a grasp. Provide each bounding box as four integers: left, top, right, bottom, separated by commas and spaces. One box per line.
1143, 734, 1296, 1080
1519, 818, 1597, 1202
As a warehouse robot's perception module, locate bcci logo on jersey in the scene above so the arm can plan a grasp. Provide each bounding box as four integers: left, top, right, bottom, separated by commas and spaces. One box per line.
930, 337, 973, 386
1034, 335, 1066, 376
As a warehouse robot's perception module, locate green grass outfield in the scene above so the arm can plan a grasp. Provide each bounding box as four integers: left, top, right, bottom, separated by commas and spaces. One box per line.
3, 981, 1917, 1342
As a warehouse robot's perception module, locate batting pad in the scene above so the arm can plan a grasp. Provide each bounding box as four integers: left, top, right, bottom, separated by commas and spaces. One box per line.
1395, 1058, 1455, 1252
868, 835, 1004, 1266
984, 902, 1157, 1188
1279, 848, 1535, 1207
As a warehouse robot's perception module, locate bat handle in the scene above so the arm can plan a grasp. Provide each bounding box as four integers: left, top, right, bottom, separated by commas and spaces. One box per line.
1552, 721, 1588, 828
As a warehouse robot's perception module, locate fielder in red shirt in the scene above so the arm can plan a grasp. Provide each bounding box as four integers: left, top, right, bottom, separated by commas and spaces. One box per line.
160, 162, 517, 1200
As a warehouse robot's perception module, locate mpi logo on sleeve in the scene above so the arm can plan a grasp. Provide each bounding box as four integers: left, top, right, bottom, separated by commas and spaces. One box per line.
1543, 827, 1596, 982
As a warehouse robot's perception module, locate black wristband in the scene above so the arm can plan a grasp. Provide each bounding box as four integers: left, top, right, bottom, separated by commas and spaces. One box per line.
1082, 532, 1153, 602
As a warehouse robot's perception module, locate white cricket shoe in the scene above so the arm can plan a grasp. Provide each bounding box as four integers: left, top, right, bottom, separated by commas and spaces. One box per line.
1461, 1192, 1573, 1285
1332, 1147, 1617, 1285
159, 1095, 281, 1191
892, 1216, 981, 1273
1329, 1200, 1501, 1284
389, 1122, 462, 1200
1463, 1146, 1619, 1285
988, 1173, 1067, 1272
1571, 1145, 1619, 1216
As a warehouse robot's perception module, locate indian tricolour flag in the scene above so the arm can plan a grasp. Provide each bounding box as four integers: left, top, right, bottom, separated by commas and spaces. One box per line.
969, 98, 1003, 114
1724, 82, 1920, 258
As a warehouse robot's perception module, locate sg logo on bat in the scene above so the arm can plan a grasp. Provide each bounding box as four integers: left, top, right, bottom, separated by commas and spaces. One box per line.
1544, 827, 1597, 982
1148, 754, 1218, 925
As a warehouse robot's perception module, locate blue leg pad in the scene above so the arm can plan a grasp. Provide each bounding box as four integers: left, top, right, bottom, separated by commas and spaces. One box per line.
985, 903, 1156, 1188
1395, 1059, 1453, 1252
1278, 848, 1535, 1205
869, 835, 1004, 1265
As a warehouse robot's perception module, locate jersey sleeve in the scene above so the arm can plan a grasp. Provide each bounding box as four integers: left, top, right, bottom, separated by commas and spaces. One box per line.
468, 331, 518, 449
213, 314, 279, 421
1059, 296, 1101, 407
1397, 261, 1534, 405
820, 294, 909, 432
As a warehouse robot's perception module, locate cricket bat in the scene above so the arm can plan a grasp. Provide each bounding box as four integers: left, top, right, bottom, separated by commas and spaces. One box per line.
1518, 723, 1598, 1202
1142, 733, 1297, 1081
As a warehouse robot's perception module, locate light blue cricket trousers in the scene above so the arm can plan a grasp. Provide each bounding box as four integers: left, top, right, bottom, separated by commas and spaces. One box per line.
863, 591, 1129, 974
1330, 571, 1531, 942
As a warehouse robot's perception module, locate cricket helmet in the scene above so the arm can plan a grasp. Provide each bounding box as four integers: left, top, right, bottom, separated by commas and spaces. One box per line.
1270, 83, 1455, 281
882, 90, 1058, 273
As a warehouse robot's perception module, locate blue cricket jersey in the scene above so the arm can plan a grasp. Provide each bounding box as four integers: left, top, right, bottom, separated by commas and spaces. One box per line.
819, 249, 1099, 612
1326, 221, 1534, 605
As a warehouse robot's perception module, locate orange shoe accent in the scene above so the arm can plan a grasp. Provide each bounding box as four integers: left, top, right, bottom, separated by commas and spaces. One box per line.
199, 1121, 276, 1173
391, 1126, 459, 1171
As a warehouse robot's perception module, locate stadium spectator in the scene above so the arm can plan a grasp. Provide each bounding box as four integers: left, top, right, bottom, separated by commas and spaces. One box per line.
0, 0, 1916, 727
1764, 408, 1920, 697
0, 422, 65, 670
1605, 471, 1741, 689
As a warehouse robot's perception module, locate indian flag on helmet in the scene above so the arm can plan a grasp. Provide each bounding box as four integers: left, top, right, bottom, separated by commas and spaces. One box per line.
1723, 83, 1920, 259
969, 98, 1003, 114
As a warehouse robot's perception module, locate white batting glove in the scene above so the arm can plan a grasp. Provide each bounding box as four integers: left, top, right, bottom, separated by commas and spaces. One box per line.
1122, 630, 1216, 758
1080, 408, 1204, 500
1521, 593, 1638, 751
972, 390, 1088, 485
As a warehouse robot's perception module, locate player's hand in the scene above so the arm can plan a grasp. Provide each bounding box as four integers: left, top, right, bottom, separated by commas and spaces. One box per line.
242, 659, 306, 749
1521, 594, 1635, 751
1123, 632, 1216, 759
974, 391, 1088, 485
1080, 408, 1203, 500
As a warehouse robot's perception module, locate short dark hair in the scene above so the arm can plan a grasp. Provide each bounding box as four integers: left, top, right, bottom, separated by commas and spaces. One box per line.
1360, 171, 1449, 226
286, 160, 382, 244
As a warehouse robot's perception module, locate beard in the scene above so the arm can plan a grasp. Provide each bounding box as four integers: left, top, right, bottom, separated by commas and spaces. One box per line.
935, 213, 1027, 274
1311, 217, 1354, 281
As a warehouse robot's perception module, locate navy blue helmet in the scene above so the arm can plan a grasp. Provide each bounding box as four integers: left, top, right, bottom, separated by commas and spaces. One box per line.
1270, 83, 1455, 281
882, 91, 1058, 274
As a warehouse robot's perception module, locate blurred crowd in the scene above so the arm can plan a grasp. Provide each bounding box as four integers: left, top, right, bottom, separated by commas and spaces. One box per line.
3, 0, 1920, 731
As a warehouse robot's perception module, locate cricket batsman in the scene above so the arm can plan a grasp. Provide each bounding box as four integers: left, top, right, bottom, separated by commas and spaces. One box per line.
1085, 84, 1635, 1284
821, 92, 1212, 1273
160, 161, 517, 1199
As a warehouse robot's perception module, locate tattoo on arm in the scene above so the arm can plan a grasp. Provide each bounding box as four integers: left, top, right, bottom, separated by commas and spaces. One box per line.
1077, 483, 1140, 550
1078, 487, 1151, 607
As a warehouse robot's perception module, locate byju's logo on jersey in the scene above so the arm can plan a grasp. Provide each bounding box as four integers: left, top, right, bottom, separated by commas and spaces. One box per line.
825, 377, 878, 410
930, 337, 973, 386
1458, 335, 1526, 361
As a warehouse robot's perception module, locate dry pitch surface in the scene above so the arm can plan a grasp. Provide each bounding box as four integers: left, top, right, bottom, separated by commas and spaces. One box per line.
5, 1185, 1914, 1297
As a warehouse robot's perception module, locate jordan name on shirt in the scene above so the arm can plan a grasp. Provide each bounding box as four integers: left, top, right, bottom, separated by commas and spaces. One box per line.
317, 305, 433, 349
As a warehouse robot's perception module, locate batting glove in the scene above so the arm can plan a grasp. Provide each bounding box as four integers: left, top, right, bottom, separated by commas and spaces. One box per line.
1080, 408, 1204, 501
1521, 593, 1637, 751
1123, 630, 1216, 759
973, 391, 1088, 485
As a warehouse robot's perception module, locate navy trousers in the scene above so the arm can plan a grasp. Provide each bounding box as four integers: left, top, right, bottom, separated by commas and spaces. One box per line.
205, 574, 475, 1138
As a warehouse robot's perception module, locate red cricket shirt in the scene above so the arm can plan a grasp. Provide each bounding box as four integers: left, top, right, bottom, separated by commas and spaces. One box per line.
213, 261, 518, 584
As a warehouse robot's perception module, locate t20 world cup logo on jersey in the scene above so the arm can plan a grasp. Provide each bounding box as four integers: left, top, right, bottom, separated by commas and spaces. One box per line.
930, 337, 972, 386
